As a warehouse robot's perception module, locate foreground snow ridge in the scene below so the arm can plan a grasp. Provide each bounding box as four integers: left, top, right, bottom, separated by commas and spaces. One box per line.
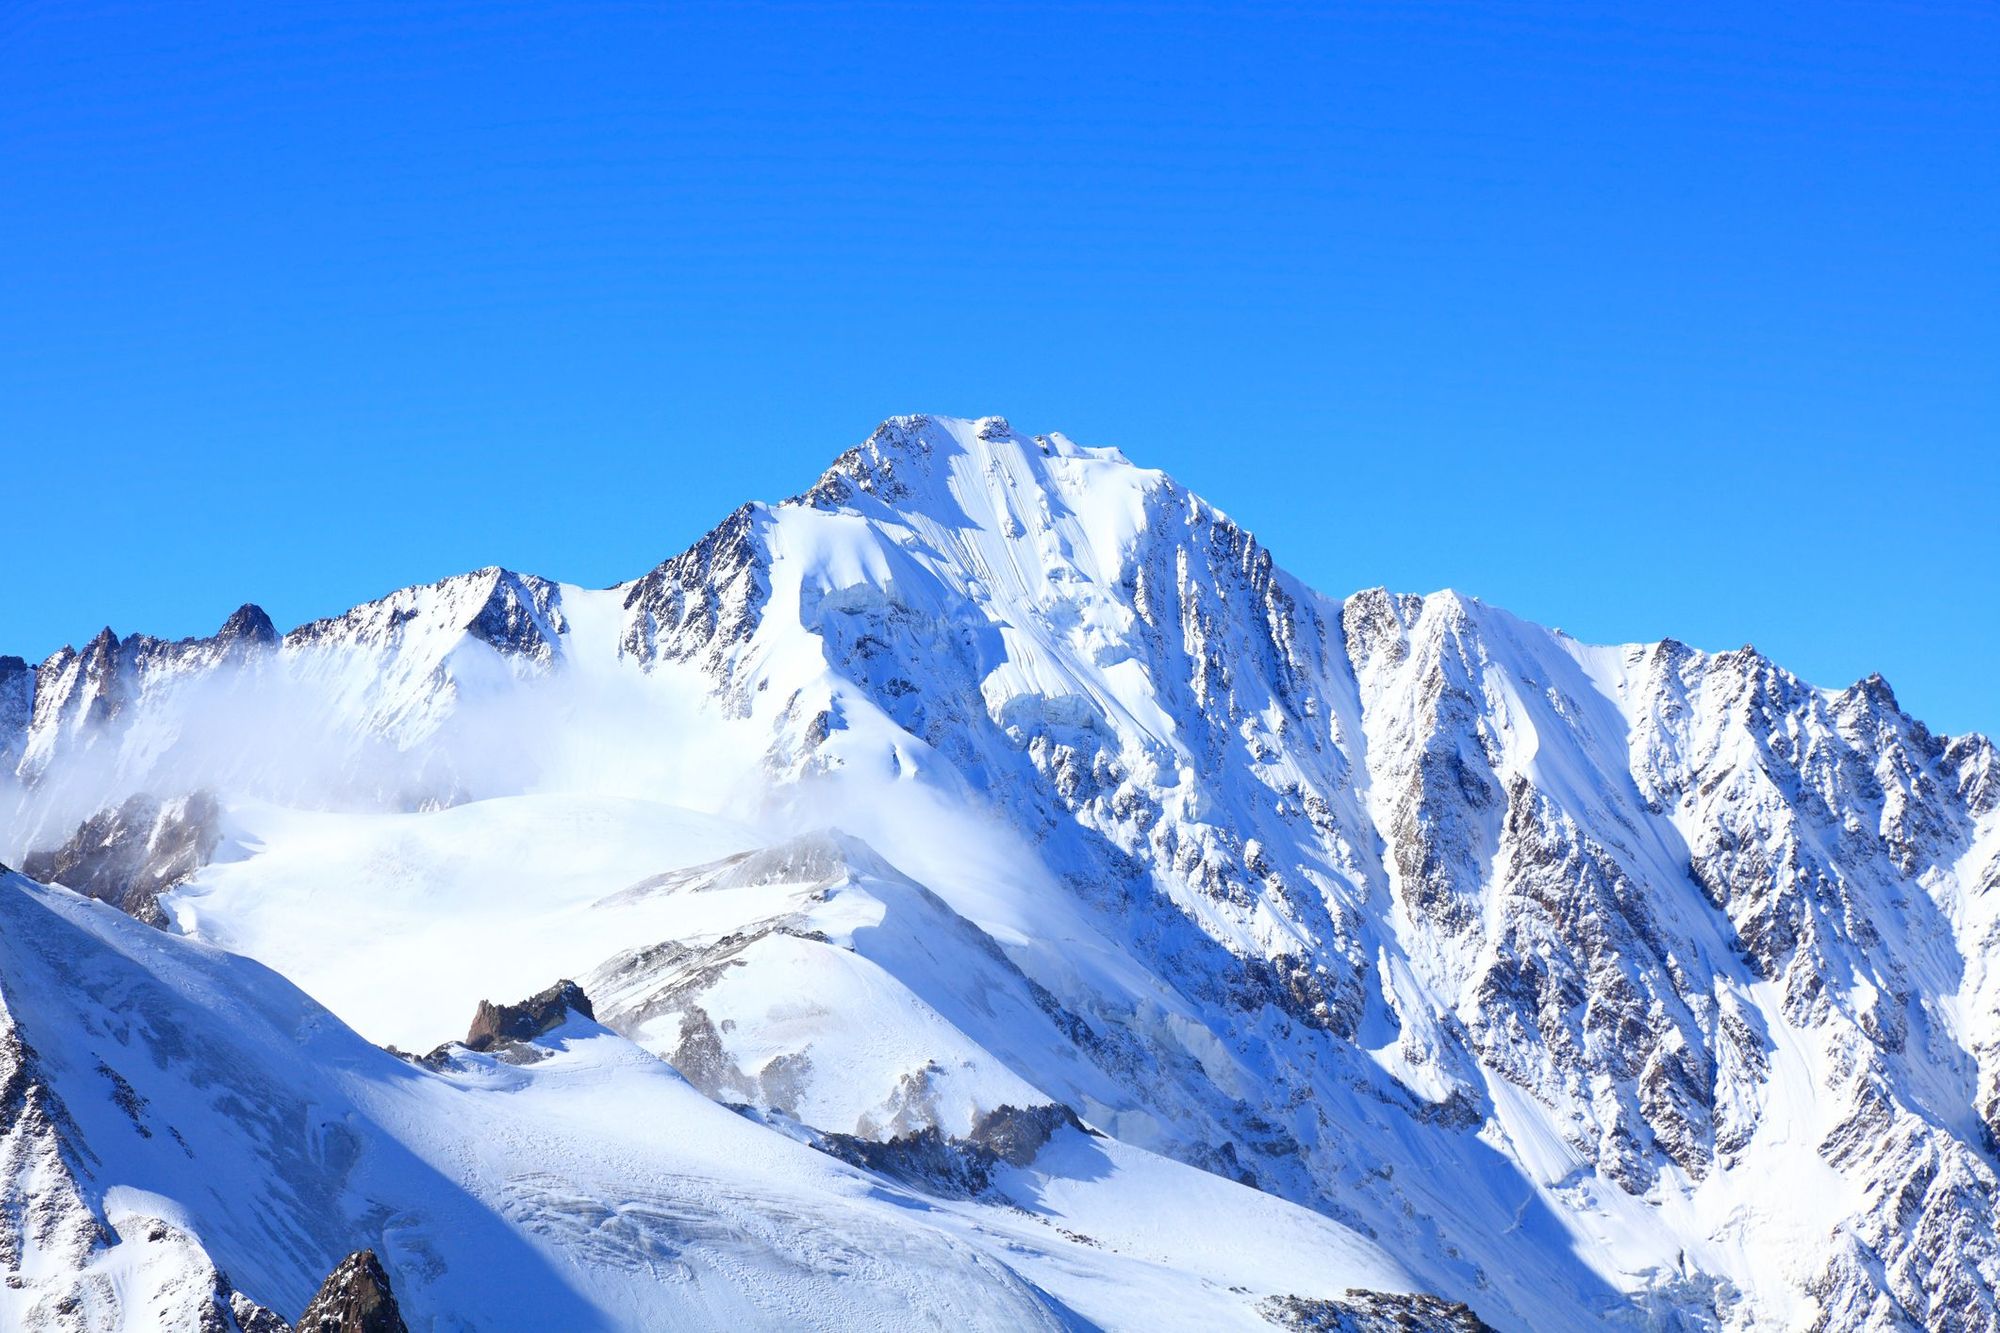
3, 414, 1996, 1333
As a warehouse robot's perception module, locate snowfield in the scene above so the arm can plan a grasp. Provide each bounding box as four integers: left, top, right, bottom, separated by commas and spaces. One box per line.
2, 871, 1424, 1331
4, 414, 1996, 1331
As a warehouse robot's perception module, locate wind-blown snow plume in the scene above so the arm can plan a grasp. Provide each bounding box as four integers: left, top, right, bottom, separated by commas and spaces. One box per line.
5, 414, 1996, 1332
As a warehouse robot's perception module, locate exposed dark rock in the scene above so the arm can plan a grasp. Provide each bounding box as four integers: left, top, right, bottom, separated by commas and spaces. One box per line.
280, 570, 564, 681
967, 1102, 1087, 1166
1260, 1289, 1497, 1332
0, 654, 32, 767
96, 1061, 152, 1138
660, 1004, 742, 1101
20, 628, 131, 760
820, 1125, 996, 1197
0, 1021, 109, 1273
9, 603, 294, 786
21, 791, 222, 926
227, 1286, 289, 1332
216, 603, 279, 650
464, 979, 595, 1053
819, 1102, 1084, 1198
295, 1249, 407, 1333
620, 504, 770, 681
1947, 732, 1999, 817
1240, 951, 1362, 1037
798, 415, 941, 508
462, 570, 568, 661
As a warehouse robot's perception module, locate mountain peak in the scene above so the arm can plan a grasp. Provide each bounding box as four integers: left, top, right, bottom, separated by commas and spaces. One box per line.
799, 413, 1140, 514
7, 414, 2000, 1332
217, 602, 279, 647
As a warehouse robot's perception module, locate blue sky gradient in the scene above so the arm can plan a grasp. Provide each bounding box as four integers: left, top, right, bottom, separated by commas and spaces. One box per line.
3, 1, 1994, 732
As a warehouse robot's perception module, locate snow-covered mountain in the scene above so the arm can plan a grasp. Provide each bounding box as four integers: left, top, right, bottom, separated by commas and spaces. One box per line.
4, 414, 1995, 1332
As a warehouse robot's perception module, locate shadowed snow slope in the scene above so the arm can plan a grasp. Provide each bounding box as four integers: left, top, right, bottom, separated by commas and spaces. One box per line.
5, 414, 1997, 1332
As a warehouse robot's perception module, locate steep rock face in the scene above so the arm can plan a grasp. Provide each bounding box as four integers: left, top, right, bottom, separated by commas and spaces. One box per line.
461, 574, 566, 661
214, 604, 281, 654
293, 1251, 406, 1333
21, 791, 221, 927
0, 656, 32, 771
282, 567, 567, 738
1261, 1289, 1498, 1332
285, 570, 563, 662
463, 980, 594, 1054
19, 628, 138, 784
1603, 642, 2000, 1327
618, 504, 771, 695
0, 1002, 109, 1306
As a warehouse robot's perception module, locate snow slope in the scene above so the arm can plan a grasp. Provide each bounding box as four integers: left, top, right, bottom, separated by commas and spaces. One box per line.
0, 869, 1425, 1331
6, 413, 1997, 1331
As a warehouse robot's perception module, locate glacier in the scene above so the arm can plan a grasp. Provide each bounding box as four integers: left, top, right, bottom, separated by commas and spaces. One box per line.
2, 414, 1995, 1331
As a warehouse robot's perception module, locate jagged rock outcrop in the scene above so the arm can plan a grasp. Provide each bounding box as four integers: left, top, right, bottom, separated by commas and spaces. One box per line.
1, 980, 292, 1332
293, 1250, 407, 1333
20, 790, 221, 926
1261, 1289, 1497, 1332
0, 655, 33, 770
0, 1009, 108, 1295
459, 979, 595, 1061
619, 503, 770, 690
817, 1102, 1087, 1198
286, 569, 564, 662
215, 603, 281, 653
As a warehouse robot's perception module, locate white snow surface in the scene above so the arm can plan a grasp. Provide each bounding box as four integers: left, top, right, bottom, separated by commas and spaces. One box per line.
4, 414, 1997, 1332
0, 870, 1418, 1331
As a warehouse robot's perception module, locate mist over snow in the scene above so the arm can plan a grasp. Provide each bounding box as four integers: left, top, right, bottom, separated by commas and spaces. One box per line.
4, 415, 1997, 1333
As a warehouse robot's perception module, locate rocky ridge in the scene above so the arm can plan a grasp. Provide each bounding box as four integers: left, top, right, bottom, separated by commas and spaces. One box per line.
293, 1250, 406, 1333
3, 414, 1995, 1331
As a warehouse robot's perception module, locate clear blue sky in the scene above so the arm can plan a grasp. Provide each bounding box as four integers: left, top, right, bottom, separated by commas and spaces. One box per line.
4, 1, 1994, 734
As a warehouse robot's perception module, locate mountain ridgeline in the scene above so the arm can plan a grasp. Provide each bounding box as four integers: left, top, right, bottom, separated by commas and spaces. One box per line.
2, 415, 1995, 1332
